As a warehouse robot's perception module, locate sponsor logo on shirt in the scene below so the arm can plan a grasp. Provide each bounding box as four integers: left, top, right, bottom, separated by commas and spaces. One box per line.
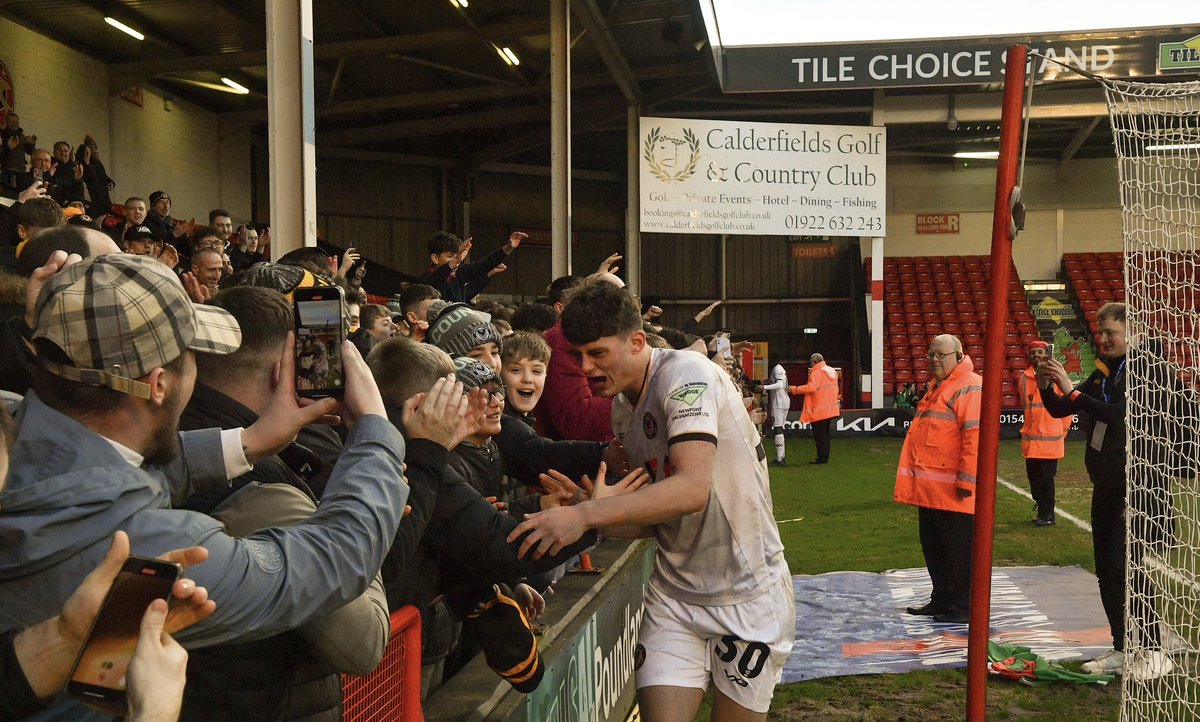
667, 382, 708, 406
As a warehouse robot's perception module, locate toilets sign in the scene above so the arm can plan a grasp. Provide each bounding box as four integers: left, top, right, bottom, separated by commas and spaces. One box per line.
640, 117, 886, 237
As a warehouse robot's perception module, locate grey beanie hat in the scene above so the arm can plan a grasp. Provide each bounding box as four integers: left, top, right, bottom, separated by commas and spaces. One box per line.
427, 302, 502, 358
452, 356, 500, 393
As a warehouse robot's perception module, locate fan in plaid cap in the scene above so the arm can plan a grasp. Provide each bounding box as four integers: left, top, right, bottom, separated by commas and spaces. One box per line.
32, 254, 241, 399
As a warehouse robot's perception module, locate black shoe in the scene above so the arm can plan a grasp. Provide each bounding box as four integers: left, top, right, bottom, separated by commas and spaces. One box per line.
906, 602, 946, 616
770, 459, 787, 466
933, 609, 970, 624
808, 460, 828, 465
1034, 517, 1056, 527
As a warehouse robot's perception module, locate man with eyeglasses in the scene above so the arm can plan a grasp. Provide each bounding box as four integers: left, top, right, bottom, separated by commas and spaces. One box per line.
894, 333, 981, 625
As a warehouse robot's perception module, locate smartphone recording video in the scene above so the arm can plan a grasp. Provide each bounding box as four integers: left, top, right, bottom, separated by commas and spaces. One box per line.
294, 286, 346, 398
67, 557, 181, 713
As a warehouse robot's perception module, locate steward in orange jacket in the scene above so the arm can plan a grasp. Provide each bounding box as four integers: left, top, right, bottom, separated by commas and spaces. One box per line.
789, 354, 840, 464
1018, 341, 1073, 525
895, 334, 981, 623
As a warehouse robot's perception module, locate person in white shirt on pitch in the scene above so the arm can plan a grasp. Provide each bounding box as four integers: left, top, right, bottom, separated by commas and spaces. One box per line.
759, 354, 790, 465
509, 279, 794, 722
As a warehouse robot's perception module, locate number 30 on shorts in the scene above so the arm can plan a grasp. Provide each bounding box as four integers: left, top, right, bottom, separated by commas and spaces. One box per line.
714, 635, 770, 679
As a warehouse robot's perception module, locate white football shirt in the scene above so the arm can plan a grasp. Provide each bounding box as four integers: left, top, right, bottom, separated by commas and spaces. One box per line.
611, 348, 789, 605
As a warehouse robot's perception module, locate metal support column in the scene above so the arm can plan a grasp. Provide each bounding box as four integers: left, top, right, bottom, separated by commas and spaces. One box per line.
550, 0, 572, 277
266, 0, 317, 256
625, 104, 641, 294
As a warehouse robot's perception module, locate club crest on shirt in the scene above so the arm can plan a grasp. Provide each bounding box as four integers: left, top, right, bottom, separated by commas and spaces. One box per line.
643, 412, 658, 439
667, 382, 708, 406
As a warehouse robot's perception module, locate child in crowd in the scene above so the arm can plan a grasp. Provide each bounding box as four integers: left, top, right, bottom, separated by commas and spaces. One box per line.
500, 331, 550, 430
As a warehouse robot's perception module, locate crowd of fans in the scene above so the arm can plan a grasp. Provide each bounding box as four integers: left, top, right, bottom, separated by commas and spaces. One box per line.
0, 120, 774, 720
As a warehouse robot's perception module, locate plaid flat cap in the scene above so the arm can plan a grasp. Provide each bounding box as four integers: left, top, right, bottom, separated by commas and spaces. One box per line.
32, 254, 241, 399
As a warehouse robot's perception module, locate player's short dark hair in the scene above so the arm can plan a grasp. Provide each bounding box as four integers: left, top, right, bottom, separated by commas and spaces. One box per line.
511, 303, 558, 334
560, 278, 642, 345
427, 231, 463, 256
199, 287, 292, 386
547, 275, 583, 306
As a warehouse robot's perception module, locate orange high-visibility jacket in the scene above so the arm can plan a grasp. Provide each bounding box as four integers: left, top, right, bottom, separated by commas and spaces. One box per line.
788, 361, 840, 423
894, 355, 982, 515
1017, 367, 1072, 460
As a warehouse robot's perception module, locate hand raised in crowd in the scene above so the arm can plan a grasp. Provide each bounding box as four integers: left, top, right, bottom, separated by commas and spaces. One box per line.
73, 161, 85, 181
587, 462, 650, 503
597, 252, 622, 276
504, 231, 527, 253
401, 374, 468, 448
695, 300, 721, 322
173, 219, 196, 240
17, 180, 47, 204
643, 305, 663, 320
487, 263, 508, 279
732, 340, 754, 356
158, 243, 179, 270
26, 249, 82, 328
452, 238, 473, 268
180, 272, 211, 304
512, 583, 545, 623
127, 599, 189, 722
241, 333, 347, 463
338, 248, 361, 277
452, 387, 490, 448
537, 469, 589, 509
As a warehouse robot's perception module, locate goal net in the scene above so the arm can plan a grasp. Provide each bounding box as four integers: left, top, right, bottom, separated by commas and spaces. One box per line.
1106, 77, 1200, 720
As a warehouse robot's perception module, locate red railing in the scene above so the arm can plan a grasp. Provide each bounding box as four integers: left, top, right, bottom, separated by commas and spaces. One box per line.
342, 605, 424, 722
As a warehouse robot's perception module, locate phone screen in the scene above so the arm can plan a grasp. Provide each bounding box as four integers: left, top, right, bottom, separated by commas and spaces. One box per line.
68, 558, 180, 709
294, 293, 345, 397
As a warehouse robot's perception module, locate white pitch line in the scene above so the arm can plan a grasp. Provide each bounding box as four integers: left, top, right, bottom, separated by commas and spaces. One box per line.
776, 517, 805, 524
996, 476, 1092, 532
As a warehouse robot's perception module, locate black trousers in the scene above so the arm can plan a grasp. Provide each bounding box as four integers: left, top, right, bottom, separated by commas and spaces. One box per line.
918, 506, 974, 612
1025, 458, 1058, 519
1092, 481, 1173, 651
811, 418, 832, 463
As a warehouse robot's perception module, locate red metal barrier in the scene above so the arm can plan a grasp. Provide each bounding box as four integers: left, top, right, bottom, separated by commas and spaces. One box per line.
342, 605, 424, 722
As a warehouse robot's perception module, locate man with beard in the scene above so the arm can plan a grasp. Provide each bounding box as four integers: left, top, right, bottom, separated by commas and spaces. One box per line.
0, 253, 413, 719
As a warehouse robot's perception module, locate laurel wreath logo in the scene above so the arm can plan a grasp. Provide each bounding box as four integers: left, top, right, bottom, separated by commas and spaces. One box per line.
643, 127, 701, 184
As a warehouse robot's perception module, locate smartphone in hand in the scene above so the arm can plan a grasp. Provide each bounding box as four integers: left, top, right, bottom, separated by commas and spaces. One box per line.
66, 557, 182, 714
293, 286, 347, 398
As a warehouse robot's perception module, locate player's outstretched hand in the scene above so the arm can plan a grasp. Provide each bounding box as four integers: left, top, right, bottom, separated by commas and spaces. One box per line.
506, 506, 586, 560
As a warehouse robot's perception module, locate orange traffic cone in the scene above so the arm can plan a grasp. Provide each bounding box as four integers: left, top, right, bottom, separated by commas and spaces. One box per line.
569, 551, 604, 575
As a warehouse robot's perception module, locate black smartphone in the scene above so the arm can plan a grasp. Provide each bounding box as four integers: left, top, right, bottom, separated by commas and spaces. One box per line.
293, 285, 346, 398
66, 557, 182, 714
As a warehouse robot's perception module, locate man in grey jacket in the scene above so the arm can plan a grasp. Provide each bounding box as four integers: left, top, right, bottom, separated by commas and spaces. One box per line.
0, 253, 420, 719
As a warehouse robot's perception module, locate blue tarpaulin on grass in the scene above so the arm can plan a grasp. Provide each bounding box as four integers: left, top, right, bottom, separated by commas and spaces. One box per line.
784, 566, 1113, 683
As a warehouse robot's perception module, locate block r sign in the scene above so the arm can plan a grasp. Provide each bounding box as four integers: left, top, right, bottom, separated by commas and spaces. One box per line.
916, 214, 960, 234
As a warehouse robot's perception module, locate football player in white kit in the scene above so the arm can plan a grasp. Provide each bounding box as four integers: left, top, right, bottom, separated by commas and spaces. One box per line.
759, 354, 791, 465
509, 279, 794, 722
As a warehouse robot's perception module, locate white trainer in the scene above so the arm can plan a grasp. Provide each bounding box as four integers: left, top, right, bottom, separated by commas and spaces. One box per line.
1081, 649, 1124, 675
1127, 650, 1175, 682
